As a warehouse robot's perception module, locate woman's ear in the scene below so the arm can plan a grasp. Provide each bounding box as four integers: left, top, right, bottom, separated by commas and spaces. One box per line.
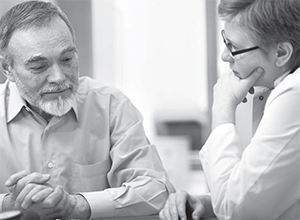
275, 42, 293, 67
0, 56, 15, 82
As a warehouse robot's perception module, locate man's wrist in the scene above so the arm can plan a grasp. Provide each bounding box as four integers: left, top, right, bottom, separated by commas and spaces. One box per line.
69, 194, 91, 219
2, 194, 15, 211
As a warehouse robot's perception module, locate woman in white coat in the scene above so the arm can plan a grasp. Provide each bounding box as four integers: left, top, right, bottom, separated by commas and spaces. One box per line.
159, 0, 300, 219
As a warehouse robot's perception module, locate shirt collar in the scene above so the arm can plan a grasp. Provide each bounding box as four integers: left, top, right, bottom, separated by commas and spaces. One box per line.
7, 82, 27, 123
274, 66, 300, 88
72, 96, 79, 121
273, 71, 290, 88
7, 81, 79, 122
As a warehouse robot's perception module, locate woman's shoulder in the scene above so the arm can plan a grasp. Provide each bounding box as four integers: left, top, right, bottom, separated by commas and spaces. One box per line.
266, 68, 300, 108
275, 68, 300, 93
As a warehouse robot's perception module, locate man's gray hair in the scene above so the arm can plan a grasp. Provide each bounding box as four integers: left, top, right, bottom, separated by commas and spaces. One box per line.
0, 1, 75, 59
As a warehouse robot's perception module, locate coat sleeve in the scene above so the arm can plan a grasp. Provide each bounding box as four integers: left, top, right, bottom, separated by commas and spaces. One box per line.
199, 79, 300, 220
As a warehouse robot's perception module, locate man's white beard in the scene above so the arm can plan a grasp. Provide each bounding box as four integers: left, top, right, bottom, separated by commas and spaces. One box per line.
13, 75, 78, 117
38, 94, 75, 117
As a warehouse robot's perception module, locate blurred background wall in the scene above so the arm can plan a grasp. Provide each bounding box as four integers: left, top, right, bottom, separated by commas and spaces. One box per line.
0, 0, 231, 195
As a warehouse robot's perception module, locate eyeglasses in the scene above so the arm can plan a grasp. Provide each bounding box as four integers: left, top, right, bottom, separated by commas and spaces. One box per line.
221, 30, 260, 57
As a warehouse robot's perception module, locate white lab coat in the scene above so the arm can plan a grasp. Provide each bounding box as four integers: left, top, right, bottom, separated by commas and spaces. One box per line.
200, 68, 300, 220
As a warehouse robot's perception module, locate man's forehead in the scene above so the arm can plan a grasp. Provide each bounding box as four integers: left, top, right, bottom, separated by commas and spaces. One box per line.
25, 45, 77, 64
9, 18, 73, 47
8, 22, 75, 60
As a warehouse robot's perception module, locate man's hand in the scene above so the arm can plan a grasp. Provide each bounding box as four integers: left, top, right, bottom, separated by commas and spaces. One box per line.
26, 188, 91, 219
4, 170, 52, 210
159, 190, 215, 220
4, 170, 91, 219
24, 185, 76, 219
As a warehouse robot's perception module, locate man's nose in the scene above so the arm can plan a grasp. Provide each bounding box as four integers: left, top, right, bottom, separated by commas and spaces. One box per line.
47, 64, 66, 84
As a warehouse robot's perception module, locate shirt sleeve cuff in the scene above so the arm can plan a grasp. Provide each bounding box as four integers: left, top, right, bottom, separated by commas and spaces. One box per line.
80, 191, 114, 219
199, 123, 237, 169
0, 193, 8, 212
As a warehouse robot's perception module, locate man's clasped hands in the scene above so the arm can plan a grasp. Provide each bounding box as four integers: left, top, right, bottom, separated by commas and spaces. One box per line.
3, 170, 85, 219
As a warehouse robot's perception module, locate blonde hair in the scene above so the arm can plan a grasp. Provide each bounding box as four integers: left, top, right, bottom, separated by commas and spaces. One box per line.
218, 0, 300, 69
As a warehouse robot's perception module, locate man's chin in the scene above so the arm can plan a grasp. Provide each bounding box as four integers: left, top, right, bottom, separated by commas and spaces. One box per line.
43, 106, 72, 117
39, 95, 74, 117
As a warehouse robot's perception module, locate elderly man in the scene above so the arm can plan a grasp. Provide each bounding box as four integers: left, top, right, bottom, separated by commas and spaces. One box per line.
0, 1, 174, 219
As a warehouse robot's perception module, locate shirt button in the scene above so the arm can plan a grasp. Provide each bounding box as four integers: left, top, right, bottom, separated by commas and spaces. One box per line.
259, 95, 264, 100
47, 162, 54, 169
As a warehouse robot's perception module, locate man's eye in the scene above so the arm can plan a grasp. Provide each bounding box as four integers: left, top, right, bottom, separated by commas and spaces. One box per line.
62, 57, 73, 63
31, 66, 46, 71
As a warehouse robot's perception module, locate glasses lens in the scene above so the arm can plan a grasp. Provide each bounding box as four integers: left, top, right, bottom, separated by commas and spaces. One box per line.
221, 30, 259, 57
221, 30, 233, 55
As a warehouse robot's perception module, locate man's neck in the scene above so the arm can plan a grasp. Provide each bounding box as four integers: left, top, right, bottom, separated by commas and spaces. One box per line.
27, 102, 53, 123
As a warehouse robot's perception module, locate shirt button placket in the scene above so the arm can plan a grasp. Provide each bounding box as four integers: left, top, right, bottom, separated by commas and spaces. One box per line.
47, 162, 54, 169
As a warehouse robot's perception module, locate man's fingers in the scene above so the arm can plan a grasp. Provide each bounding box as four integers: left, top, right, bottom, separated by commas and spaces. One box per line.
40, 185, 64, 208
6, 171, 50, 188
11, 172, 51, 197
5, 170, 29, 187
43, 189, 69, 218
31, 187, 54, 203
18, 184, 50, 209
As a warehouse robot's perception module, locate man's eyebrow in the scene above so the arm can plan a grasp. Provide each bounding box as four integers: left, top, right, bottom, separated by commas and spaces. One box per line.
25, 55, 47, 65
61, 45, 77, 55
25, 46, 77, 65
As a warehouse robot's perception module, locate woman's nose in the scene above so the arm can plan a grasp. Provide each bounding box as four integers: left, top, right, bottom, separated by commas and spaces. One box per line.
221, 47, 234, 63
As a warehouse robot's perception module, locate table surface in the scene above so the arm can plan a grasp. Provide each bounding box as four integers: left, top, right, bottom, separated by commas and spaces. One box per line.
101, 215, 159, 220
101, 215, 218, 220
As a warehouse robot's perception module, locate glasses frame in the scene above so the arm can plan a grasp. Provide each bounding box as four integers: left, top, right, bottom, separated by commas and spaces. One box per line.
221, 30, 260, 56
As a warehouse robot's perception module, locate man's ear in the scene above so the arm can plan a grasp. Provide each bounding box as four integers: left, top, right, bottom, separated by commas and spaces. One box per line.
275, 42, 293, 67
0, 55, 15, 82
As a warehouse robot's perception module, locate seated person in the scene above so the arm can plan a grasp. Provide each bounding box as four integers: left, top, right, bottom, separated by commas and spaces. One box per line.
160, 0, 300, 219
0, 1, 175, 219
